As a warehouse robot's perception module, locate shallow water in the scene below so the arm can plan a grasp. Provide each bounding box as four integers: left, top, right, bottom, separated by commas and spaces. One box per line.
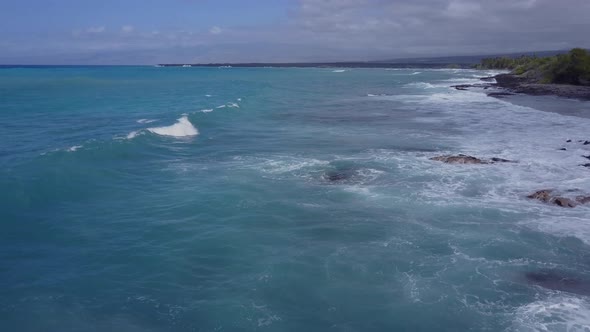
1, 66, 590, 331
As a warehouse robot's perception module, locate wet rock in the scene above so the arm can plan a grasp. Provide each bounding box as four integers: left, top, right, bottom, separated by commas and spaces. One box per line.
490, 157, 513, 163
430, 154, 487, 164
552, 197, 578, 208
527, 189, 553, 203
559, 148, 567, 151
583, 155, 590, 160
452, 85, 470, 91
567, 139, 572, 143
581, 163, 590, 168
480, 76, 496, 82
487, 92, 515, 98
584, 141, 590, 145
576, 196, 590, 205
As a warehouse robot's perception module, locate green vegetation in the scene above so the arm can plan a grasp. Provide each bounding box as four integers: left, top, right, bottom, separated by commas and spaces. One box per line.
475, 48, 590, 85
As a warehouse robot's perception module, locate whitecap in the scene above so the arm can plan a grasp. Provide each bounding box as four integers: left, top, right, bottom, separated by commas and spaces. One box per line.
147, 116, 198, 137
205, 94, 212, 97
227, 102, 240, 108
216, 105, 226, 109
127, 131, 140, 139
67, 145, 82, 152
332, 69, 347, 73
511, 295, 590, 331
137, 119, 157, 124
410, 72, 422, 75
201, 109, 213, 113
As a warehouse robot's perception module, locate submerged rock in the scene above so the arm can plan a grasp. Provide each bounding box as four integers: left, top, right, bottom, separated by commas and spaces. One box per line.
323, 171, 352, 182
525, 270, 590, 295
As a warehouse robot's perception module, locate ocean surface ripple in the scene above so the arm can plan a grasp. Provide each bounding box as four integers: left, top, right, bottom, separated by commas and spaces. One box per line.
1, 66, 590, 331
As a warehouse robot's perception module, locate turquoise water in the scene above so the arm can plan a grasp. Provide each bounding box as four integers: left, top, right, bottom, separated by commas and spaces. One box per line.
2, 66, 590, 331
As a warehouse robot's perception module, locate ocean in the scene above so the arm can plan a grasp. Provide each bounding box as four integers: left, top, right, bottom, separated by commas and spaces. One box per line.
1, 66, 590, 331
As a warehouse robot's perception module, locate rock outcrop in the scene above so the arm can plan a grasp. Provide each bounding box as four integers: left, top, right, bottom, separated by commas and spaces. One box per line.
527, 189, 590, 208
430, 154, 514, 165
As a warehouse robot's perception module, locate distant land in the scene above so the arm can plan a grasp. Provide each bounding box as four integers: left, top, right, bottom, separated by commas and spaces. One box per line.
158, 50, 570, 68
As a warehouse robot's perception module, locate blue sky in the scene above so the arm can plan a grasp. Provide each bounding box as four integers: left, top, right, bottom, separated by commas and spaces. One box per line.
1, 0, 589, 64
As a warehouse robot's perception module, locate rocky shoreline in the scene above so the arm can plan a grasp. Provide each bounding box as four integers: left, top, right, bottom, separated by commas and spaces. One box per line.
452, 73, 590, 100
430, 149, 590, 208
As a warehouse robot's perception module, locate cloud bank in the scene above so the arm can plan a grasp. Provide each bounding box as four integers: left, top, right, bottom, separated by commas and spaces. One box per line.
1, 0, 589, 64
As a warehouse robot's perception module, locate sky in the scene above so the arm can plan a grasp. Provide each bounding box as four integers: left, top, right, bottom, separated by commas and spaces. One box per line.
1, 0, 589, 64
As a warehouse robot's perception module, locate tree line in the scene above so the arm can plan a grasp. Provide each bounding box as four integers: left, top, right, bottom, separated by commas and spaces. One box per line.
475, 48, 590, 85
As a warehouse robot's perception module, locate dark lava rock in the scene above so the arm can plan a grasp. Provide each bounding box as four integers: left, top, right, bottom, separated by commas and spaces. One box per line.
583, 155, 590, 160
452, 85, 470, 91
584, 141, 590, 145
490, 157, 513, 163
577, 196, 590, 204
430, 154, 487, 164
567, 139, 572, 143
527, 189, 553, 203
487, 92, 515, 98
581, 163, 590, 168
480, 76, 496, 82
553, 197, 578, 208
559, 148, 567, 151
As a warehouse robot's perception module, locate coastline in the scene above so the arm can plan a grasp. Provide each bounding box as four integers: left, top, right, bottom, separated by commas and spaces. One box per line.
494, 73, 590, 101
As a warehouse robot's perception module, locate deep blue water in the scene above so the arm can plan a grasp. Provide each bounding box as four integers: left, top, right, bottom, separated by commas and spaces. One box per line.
2, 66, 590, 331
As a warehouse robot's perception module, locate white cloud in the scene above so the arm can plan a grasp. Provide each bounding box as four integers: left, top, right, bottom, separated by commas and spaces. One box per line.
86, 26, 105, 33
121, 25, 135, 33
209, 26, 223, 35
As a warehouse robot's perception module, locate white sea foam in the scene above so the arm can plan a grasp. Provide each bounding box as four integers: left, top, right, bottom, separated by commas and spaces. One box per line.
216, 105, 226, 109
237, 98, 242, 101
126, 131, 140, 139
137, 119, 157, 124
67, 145, 82, 152
147, 116, 198, 137
201, 109, 213, 113
332, 69, 347, 73
410, 71, 422, 75
227, 102, 240, 108
205, 94, 212, 97
404, 82, 437, 89
511, 295, 590, 332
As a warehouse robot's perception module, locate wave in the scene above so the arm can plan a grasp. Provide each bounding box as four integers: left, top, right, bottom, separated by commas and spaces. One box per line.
404, 82, 437, 89
67, 145, 82, 152
147, 116, 199, 137
201, 109, 213, 113
511, 295, 590, 331
137, 119, 157, 124
332, 69, 347, 73
126, 131, 140, 139
216, 105, 226, 109
410, 72, 422, 75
